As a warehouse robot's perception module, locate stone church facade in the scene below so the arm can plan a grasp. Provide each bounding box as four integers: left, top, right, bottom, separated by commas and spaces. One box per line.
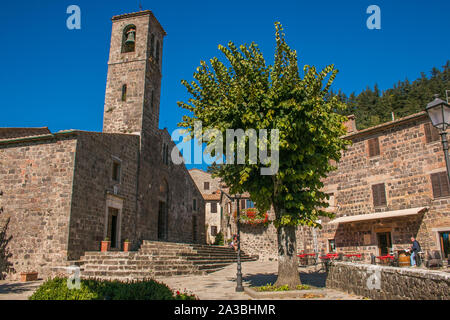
0, 10, 205, 280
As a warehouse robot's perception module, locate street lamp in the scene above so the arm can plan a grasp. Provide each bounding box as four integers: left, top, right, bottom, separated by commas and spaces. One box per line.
426, 94, 450, 183
220, 190, 244, 292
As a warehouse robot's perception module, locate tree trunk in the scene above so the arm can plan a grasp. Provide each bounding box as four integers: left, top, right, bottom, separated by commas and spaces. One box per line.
274, 224, 301, 288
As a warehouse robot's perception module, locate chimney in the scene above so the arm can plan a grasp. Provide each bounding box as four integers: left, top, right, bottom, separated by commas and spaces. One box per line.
343, 115, 357, 134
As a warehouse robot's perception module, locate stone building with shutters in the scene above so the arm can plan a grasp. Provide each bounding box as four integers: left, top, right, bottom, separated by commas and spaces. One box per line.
236, 113, 450, 262
188, 169, 223, 244
0, 10, 205, 280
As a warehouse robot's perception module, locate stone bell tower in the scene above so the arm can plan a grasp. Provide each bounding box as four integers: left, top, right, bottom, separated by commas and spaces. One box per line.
102, 10, 166, 135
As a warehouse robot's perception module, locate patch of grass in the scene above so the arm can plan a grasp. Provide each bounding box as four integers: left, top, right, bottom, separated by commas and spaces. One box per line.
255, 283, 311, 292
302, 293, 324, 299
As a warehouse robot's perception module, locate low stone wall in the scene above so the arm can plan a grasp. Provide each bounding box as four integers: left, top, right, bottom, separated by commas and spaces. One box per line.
326, 261, 450, 300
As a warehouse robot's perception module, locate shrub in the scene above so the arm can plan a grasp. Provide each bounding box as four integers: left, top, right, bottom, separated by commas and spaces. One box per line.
29, 277, 197, 300
214, 232, 224, 246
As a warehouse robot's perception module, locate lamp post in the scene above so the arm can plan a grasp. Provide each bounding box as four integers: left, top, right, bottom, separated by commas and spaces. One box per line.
425, 94, 450, 184
221, 190, 244, 292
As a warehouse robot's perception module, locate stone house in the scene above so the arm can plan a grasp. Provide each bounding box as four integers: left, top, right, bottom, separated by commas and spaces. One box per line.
188, 169, 223, 244
236, 113, 450, 262
0, 10, 205, 280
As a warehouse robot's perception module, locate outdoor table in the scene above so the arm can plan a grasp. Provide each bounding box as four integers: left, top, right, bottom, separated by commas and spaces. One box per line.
344, 254, 362, 262
376, 255, 394, 265
297, 253, 318, 266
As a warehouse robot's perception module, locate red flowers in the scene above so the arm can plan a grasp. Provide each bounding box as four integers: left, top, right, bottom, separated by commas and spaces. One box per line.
239, 209, 269, 225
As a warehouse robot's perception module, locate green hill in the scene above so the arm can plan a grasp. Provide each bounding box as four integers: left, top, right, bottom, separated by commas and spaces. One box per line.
334, 61, 450, 130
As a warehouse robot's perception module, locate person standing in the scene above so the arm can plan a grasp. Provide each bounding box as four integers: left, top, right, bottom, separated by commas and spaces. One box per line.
410, 237, 421, 267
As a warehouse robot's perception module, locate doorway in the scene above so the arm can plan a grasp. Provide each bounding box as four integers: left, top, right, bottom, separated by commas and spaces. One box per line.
439, 231, 450, 259
107, 207, 119, 248
377, 232, 392, 256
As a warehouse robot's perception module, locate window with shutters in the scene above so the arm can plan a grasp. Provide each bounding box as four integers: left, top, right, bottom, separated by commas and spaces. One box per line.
240, 199, 246, 209
211, 202, 217, 213
424, 123, 440, 143
372, 183, 387, 207
431, 172, 450, 198
368, 137, 380, 157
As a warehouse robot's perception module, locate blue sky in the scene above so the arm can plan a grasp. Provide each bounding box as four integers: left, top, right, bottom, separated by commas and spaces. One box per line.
1, 0, 449, 170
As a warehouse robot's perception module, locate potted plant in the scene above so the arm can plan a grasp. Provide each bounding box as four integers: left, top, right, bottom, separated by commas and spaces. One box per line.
123, 239, 131, 252
20, 271, 38, 282
101, 237, 110, 252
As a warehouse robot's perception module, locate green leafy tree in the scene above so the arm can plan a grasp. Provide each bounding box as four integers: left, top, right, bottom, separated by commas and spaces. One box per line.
177, 23, 349, 287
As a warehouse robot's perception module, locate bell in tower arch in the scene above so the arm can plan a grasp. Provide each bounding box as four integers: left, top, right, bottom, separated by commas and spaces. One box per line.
125, 28, 136, 46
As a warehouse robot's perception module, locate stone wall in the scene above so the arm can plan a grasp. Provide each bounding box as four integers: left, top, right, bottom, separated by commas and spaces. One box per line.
0, 134, 77, 279
0, 127, 50, 140
68, 131, 140, 259
326, 261, 450, 300
321, 114, 450, 257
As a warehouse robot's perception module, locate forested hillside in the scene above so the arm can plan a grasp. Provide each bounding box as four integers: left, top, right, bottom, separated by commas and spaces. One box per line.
334, 61, 450, 130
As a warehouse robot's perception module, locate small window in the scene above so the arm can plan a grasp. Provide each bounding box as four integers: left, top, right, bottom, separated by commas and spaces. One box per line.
328, 239, 336, 253
121, 84, 127, 102
150, 34, 155, 57
240, 199, 246, 209
211, 202, 217, 213
211, 226, 218, 236
151, 90, 154, 110
227, 202, 231, 214
155, 40, 160, 63
424, 123, 440, 143
246, 200, 255, 208
162, 144, 169, 165
368, 137, 380, 157
166, 145, 170, 165
204, 182, 210, 190
193, 198, 197, 211
372, 183, 387, 207
431, 172, 450, 198
112, 161, 121, 182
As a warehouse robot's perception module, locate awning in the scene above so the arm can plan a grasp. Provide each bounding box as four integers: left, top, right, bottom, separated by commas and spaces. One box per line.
328, 207, 428, 224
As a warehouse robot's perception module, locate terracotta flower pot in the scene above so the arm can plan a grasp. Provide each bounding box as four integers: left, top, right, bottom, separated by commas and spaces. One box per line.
20, 272, 38, 282
123, 241, 130, 252
101, 240, 111, 252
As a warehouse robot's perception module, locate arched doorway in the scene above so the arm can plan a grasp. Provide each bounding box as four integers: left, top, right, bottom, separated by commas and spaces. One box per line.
158, 179, 169, 240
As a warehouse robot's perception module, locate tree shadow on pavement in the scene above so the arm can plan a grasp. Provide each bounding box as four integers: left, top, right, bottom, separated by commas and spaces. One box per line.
243, 270, 327, 288
0, 281, 42, 296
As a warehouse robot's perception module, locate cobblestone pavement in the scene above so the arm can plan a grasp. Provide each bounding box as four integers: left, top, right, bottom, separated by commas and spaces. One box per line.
0, 261, 365, 300
0, 280, 43, 300
155, 261, 365, 300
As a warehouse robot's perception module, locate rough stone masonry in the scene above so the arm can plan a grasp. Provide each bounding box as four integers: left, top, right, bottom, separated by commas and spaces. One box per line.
0, 10, 205, 280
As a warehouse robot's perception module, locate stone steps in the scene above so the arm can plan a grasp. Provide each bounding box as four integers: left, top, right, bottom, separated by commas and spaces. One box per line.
78, 240, 258, 280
